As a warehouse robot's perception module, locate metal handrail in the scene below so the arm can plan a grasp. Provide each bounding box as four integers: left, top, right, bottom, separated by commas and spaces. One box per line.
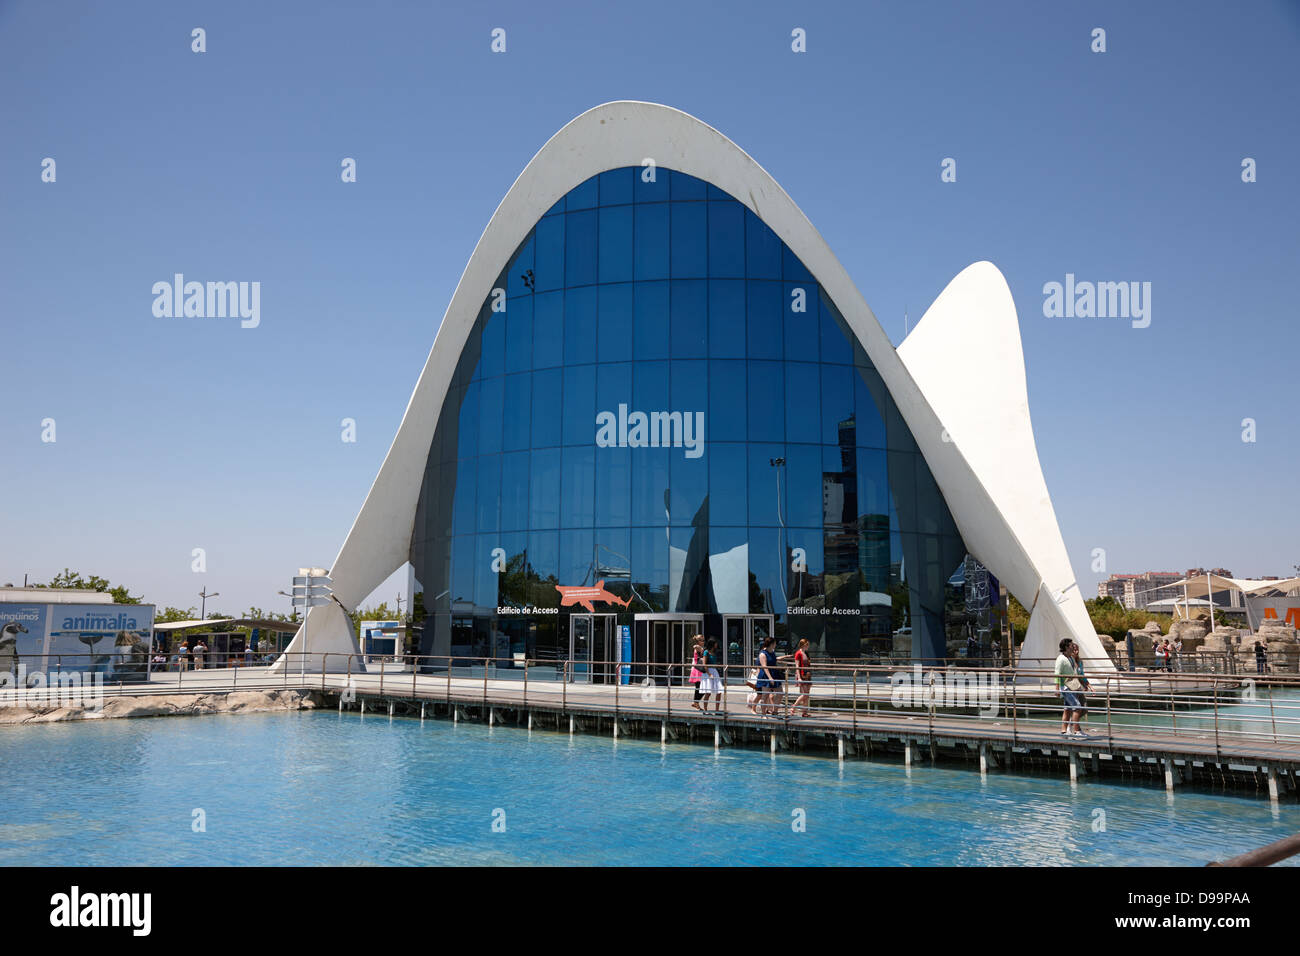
8, 652, 1300, 757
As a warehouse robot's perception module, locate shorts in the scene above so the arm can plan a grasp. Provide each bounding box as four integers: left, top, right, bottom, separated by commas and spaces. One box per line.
1061, 690, 1083, 709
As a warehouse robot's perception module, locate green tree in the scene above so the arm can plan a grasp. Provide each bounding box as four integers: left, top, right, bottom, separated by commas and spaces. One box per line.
36, 568, 141, 604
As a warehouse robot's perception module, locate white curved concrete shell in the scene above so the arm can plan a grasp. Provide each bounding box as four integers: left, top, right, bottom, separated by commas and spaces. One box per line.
276, 100, 1109, 674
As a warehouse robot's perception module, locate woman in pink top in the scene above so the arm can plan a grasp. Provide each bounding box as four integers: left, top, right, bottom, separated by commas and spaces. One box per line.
689, 634, 705, 709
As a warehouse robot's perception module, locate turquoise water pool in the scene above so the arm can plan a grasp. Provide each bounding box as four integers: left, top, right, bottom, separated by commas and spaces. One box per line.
1, 711, 1295, 866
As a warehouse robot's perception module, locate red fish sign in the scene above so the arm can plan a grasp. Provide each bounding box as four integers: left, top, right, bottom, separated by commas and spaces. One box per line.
555, 581, 631, 613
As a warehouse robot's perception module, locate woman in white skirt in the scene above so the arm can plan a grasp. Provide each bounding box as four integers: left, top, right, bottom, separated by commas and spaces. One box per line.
698, 639, 724, 712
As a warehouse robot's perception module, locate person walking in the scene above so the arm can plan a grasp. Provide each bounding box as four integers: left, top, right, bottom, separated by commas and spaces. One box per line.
689, 635, 705, 710
1067, 641, 1093, 737
1255, 640, 1267, 675
786, 638, 812, 717
1152, 639, 1166, 672
755, 637, 778, 716
184, 641, 194, 671
1172, 635, 1183, 672
194, 639, 207, 670
1055, 638, 1086, 738
698, 639, 724, 713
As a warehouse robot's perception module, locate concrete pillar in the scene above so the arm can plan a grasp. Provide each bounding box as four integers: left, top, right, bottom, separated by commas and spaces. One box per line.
488, 707, 495, 726
837, 737, 845, 762
360, 700, 365, 715
1268, 766, 1280, 802
569, 715, 575, 735
388, 701, 394, 717
420, 702, 425, 721
1069, 751, 1079, 783
714, 725, 721, 750
453, 707, 459, 724
338, 696, 343, 713
1164, 757, 1175, 795
661, 721, 668, 743
613, 719, 620, 739
771, 733, 778, 755
979, 744, 988, 775
527, 712, 533, 730
904, 741, 913, 766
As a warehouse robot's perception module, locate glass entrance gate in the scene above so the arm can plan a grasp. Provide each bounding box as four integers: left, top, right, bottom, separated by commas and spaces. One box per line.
569, 613, 618, 683
722, 614, 775, 682
632, 614, 704, 686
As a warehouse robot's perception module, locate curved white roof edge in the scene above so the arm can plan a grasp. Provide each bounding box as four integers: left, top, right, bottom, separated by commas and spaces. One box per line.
276, 100, 1108, 674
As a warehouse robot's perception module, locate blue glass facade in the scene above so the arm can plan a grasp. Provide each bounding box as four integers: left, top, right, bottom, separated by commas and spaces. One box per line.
411, 168, 997, 666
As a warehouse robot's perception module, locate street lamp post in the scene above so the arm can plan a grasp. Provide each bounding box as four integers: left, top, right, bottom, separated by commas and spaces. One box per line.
199, 588, 220, 619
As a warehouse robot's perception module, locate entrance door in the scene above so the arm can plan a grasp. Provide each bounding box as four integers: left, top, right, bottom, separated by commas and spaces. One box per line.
635, 614, 703, 686
722, 614, 775, 683
570, 614, 592, 682
723, 615, 749, 683
571, 614, 619, 683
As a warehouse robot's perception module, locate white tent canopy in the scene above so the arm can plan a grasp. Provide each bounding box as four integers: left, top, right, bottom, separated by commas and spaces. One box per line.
1168, 575, 1300, 599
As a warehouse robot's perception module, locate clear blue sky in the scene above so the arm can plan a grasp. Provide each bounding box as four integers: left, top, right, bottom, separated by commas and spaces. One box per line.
2, 0, 1297, 616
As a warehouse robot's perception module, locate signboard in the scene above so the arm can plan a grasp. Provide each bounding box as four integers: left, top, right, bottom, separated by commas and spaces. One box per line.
0, 602, 155, 681
619, 625, 632, 685
362, 620, 400, 657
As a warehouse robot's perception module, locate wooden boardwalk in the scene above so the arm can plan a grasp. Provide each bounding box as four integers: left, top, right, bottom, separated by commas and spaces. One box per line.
58, 665, 1300, 800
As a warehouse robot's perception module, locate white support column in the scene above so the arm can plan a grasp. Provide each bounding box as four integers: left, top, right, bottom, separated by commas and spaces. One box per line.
488, 707, 495, 726
838, 736, 845, 762
569, 715, 575, 735
527, 712, 533, 730
904, 741, 914, 766
661, 720, 668, 743
1268, 766, 1280, 802
420, 702, 425, 721
1164, 757, 1175, 795
979, 744, 988, 775
714, 725, 721, 750
1069, 751, 1079, 783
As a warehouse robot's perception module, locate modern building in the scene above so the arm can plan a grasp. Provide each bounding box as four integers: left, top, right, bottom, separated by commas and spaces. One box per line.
1096, 571, 1184, 610
279, 102, 1109, 675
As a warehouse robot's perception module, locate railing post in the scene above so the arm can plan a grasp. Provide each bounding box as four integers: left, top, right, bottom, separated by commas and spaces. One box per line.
1212, 678, 1221, 759
483, 656, 489, 709
1011, 676, 1018, 745
379, 656, 385, 697
1266, 679, 1278, 743
321, 653, 329, 692
1105, 677, 1113, 745
446, 656, 451, 707
346, 653, 353, 702
1169, 678, 1177, 736
852, 669, 858, 736
412, 655, 417, 698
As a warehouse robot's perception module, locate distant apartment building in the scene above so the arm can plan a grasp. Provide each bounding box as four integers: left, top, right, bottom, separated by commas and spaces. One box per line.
1097, 571, 1185, 610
